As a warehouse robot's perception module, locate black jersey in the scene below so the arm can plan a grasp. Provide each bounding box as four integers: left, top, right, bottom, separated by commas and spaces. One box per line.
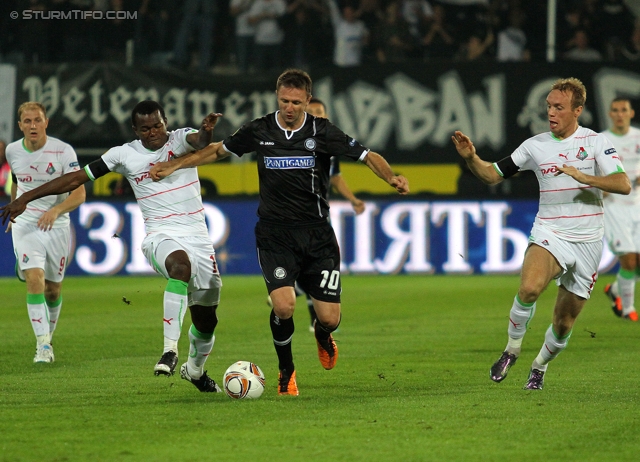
223, 112, 368, 225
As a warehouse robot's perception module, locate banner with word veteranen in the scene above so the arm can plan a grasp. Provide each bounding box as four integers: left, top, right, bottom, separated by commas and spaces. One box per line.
0, 199, 618, 277
11, 62, 640, 166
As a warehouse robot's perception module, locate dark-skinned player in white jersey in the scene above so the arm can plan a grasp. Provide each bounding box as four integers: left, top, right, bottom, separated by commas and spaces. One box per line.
149, 68, 409, 396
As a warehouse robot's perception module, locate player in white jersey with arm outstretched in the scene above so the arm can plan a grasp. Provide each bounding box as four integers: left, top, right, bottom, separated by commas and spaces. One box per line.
1, 101, 225, 393
5, 101, 86, 364
452, 78, 631, 390
601, 98, 640, 322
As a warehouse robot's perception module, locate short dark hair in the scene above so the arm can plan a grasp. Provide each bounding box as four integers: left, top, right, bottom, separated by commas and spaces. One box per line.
611, 97, 633, 110
309, 97, 325, 110
131, 100, 166, 127
276, 68, 312, 96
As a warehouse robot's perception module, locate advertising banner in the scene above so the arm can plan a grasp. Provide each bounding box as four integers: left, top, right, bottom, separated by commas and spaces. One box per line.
12, 62, 640, 166
0, 199, 617, 278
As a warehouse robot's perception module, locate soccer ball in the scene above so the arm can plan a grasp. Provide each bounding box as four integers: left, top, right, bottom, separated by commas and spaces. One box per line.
223, 361, 266, 399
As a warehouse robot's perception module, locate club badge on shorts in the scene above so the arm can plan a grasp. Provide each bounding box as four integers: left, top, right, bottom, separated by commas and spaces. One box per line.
274, 267, 287, 279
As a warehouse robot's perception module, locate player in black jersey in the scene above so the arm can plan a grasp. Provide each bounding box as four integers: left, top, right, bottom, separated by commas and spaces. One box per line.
150, 68, 409, 395
267, 97, 366, 333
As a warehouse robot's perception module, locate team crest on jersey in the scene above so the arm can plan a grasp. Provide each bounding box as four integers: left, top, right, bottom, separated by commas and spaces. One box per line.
576, 147, 588, 161
304, 138, 316, 151
22, 254, 29, 263
46, 163, 56, 175
274, 267, 287, 279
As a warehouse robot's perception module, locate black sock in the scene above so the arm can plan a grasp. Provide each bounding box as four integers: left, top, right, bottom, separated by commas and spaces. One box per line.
270, 309, 294, 371
314, 316, 340, 342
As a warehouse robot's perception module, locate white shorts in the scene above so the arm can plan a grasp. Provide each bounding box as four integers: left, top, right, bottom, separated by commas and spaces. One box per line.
141, 233, 222, 307
11, 222, 71, 283
529, 223, 602, 299
604, 201, 640, 254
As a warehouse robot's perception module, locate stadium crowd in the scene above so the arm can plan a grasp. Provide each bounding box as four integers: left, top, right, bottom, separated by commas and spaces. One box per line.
0, 0, 638, 71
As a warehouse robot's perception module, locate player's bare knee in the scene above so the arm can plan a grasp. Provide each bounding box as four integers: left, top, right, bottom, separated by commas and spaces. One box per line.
317, 312, 340, 329
272, 302, 295, 319
518, 285, 542, 303
166, 261, 191, 282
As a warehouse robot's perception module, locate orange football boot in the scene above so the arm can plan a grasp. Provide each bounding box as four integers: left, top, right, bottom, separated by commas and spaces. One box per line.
278, 369, 298, 396
316, 335, 338, 370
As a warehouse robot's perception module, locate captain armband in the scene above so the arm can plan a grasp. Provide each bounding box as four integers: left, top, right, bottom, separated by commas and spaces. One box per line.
84, 158, 111, 180
494, 156, 519, 179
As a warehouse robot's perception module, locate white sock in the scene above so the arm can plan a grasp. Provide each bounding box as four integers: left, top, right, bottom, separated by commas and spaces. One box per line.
506, 295, 536, 354
27, 293, 50, 344
617, 272, 636, 316
534, 324, 571, 368
47, 297, 62, 339
163, 279, 188, 353
186, 325, 215, 378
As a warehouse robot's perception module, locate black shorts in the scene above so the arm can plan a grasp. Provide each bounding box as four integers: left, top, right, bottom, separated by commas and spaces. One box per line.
255, 220, 341, 303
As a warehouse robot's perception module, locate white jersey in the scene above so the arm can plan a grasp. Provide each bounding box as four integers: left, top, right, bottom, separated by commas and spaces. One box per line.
327, 0, 368, 67
89, 128, 209, 237
6, 136, 81, 229
602, 126, 640, 206
504, 126, 624, 242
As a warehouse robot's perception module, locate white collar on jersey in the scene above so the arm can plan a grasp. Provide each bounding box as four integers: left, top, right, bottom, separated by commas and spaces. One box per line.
275, 111, 307, 140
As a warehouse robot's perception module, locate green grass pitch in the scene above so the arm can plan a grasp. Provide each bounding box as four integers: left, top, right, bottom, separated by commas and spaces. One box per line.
0, 274, 638, 461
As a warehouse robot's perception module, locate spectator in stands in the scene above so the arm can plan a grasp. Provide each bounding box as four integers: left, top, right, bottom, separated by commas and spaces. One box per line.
564, 29, 602, 62
401, 0, 433, 43
621, 25, 640, 62
248, 0, 287, 72
170, 0, 218, 73
599, 0, 636, 56
455, 27, 494, 61
375, 1, 415, 64
100, 0, 136, 62
134, 0, 175, 65
230, 0, 256, 73
421, 3, 457, 60
325, 0, 369, 67
496, 7, 529, 62
280, 0, 325, 69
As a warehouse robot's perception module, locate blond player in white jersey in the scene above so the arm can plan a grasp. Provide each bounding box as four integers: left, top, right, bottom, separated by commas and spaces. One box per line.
452, 78, 631, 390
601, 98, 640, 322
5, 102, 86, 364
0, 101, 224, 393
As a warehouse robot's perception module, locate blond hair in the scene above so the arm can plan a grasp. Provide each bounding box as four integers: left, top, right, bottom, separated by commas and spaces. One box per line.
17, 102, 47, 121
551, 78, 586, 110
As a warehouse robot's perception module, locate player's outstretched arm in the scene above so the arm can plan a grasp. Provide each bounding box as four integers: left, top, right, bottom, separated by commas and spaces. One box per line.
555, 166, 631, 195
452, 130, 503, 185
330, 174, 365, 214
0, 169, 90, 225
362, 151, 409, 195
150, 141, 230, 181
187, 113, 223, 149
